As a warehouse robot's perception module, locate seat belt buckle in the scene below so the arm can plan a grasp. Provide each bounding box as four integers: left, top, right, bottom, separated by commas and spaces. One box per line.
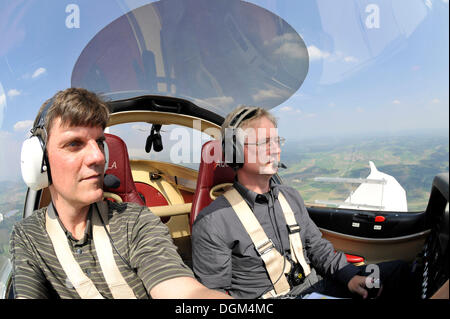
255, 239, 275, 256
287, 224, 300, 234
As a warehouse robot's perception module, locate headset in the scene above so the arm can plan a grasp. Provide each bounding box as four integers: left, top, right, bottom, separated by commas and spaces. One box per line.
222, 106, 259, 169
20, 98, 109, 191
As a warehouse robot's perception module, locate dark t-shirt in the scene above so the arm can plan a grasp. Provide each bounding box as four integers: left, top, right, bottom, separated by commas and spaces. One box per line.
192, 181, 359, 298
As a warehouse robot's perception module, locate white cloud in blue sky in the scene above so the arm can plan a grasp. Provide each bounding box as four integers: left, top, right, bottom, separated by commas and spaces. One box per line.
307, 46, 330, 61
31, 67, 47, 79
13, 120, 33, 132
7, 89, 21, 98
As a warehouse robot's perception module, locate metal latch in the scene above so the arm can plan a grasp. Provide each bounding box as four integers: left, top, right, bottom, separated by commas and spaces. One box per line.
287, 224, 300, 234
255, 239, 275, 256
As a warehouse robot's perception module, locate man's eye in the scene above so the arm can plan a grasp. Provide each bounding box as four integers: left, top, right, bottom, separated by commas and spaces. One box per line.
68, 141, 81, 148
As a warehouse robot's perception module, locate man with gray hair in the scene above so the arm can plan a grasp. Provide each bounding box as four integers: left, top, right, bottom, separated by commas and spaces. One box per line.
192, 105, 418, 299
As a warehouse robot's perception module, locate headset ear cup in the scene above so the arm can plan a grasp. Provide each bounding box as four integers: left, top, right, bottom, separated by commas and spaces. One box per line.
234, 143, 244, 168
21, 136, 49, 190
222, 128, 236, 168
224, 106, 258, 169
234, 129, 245, 168
222, 129, 244, 169
221, 138, 227, 166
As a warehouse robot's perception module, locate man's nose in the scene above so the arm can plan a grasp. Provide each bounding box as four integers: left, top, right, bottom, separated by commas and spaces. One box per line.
86, 140, 105, 166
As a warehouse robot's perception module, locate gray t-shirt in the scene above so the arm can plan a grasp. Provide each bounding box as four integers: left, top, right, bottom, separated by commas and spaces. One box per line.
192, 181, 359, 298
10, 201, 194, 298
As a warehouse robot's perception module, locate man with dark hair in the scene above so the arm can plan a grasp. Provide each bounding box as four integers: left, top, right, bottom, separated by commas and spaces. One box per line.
192, 106, 418, 299
11, 88, 231, 299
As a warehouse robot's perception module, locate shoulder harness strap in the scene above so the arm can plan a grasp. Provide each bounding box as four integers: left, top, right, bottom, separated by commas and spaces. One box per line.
223, 188, 291, 297
277, 192, 311, 277
92, 201, 136, 299
46, 204, 104, 299
46, 202, 136, 299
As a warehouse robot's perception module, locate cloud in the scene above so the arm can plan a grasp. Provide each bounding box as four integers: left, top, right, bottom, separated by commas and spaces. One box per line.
278, 106, 303, 116
252, 88, 289, 102
201, 96, 235, 107
307, 46, 357, 64
355, 107, 364, 113
13, 120, 33, 132
265, 33, 298, 46
307, 46, 330, 61
131, 124, 150, 132
280, 106, 293, 112
7, 89, 21, 98
193, 96, 235, 114
32, 67, 47, 79
265, 33, 308, 60
275, 42, 308, 59
392, 99, 401, 104
431, 98, 441, 103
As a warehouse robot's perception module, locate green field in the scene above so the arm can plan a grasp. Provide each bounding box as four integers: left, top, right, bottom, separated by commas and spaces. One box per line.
0, 181, 27, 258
279, 134, 449, 211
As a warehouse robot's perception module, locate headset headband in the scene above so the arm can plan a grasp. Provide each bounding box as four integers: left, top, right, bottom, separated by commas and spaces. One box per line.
222, 107, 259, 169
229, 107, 258, 129
31, 98, 54, 137
21, 97, 56, 190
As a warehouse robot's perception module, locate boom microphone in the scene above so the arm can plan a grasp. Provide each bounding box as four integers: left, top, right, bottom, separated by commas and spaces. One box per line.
278, 162, 287, 169
104, 174, 121, 189
271, 159, 287, 170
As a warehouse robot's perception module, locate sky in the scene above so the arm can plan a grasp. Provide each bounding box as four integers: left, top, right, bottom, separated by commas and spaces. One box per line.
0, 0, 448, 181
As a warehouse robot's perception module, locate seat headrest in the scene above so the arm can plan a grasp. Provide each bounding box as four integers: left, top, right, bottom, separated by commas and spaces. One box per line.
190, 140, 235, 227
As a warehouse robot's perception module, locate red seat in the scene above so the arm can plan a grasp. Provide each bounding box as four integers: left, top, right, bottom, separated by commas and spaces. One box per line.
104, 133, 145, 206
190, 140, 235, 229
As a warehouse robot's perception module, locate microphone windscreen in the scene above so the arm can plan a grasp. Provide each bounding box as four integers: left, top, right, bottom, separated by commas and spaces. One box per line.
104, 174, 121, 189
278, 162, 287, 169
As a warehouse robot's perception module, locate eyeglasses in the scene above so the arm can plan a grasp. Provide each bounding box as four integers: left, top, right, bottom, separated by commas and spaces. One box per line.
245, 136, 286, 148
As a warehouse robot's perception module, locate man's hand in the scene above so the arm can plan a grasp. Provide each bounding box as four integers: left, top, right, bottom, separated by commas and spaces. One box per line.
347, 275, 369, 299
